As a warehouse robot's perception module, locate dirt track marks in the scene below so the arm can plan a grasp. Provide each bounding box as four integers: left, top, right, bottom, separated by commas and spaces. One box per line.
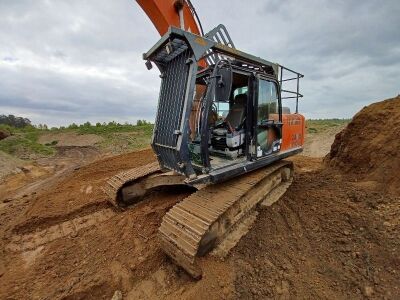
6, 208, 116, 253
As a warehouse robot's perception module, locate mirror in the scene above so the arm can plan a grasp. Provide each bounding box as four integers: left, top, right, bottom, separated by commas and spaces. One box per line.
214, 62, 232, 102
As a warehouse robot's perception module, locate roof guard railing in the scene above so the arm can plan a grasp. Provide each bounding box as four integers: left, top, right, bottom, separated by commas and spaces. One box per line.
279, 65, 304, 113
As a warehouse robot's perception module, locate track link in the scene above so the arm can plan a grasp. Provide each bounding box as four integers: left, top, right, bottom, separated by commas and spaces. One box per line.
159, 160, 293, 278
103, 161, 161, 207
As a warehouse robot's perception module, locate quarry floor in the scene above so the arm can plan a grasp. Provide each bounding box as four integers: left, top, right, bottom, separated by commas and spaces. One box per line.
0, 125, 398, 299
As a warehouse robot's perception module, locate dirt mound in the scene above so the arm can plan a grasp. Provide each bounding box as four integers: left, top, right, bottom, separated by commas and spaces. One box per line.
0, 129, 10, 141
327, 96, 400, 194
232, 157, 400, 299
11, 148, 155, 234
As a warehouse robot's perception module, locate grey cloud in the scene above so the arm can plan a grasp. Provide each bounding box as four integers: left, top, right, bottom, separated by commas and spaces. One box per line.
0, 0, 399, 126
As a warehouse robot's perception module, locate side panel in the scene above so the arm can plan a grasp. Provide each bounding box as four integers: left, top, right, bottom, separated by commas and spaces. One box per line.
280, 114, 305, 151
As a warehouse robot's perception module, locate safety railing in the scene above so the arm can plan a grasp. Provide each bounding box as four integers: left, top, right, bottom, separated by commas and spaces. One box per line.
278, 65, 304, 113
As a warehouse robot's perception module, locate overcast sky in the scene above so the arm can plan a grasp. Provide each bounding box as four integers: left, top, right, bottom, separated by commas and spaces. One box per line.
1, 0, 399, 126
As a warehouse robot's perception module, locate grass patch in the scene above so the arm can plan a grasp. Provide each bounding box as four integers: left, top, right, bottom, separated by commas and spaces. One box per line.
93, 125, 154, 153
0, 135, 54, 158
306, 119, 350, 134
0, 121, 154, 159
0, 124, 55, 158
49, 123, 154, 153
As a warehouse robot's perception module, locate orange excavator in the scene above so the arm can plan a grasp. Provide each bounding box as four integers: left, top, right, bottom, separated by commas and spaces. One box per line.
104, 0, 305, 278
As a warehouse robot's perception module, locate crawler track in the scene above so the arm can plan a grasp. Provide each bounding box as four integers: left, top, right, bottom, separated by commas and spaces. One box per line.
159, 160, 293, 278
103, 161, 161, 207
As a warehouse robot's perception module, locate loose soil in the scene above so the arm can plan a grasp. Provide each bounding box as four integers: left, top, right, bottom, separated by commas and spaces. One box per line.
232, 155, 399, 299
327, 95, 400, 195
0, 100, 399, 299
0, 129, 11, 141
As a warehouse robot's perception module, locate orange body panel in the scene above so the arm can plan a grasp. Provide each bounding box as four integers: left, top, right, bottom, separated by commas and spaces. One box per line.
280, 114, 305, 151
136, 0, 201, 36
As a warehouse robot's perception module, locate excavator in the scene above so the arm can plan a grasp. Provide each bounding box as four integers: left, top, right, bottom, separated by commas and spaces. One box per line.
104, 0, 305, 279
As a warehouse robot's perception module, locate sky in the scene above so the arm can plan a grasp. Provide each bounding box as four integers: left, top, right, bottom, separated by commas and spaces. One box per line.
0, 0, 399, 127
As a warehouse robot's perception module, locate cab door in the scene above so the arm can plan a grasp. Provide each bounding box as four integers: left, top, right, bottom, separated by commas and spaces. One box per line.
253, 77, 282, 158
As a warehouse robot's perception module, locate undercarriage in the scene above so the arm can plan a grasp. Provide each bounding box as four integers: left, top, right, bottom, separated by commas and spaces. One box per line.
104, 159, 293, 278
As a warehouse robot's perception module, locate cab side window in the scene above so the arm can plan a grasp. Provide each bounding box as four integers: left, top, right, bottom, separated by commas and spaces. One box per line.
258, 80, 278, 124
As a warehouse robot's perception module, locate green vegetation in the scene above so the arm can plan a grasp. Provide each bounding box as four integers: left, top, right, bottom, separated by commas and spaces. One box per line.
0, 120, 154, 159
75, 121, 154, 152
50, 121, 154, 152
68, 121, 153, 135
306, 118, 350, 134
0, 124, 54, 158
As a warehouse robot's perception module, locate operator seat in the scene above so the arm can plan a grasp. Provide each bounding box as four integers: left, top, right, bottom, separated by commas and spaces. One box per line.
225, 93, 247, 129
211, 93, 247, 152
214, 93, 247, 135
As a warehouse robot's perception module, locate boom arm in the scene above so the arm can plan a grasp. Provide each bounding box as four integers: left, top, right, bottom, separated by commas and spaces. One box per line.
136, 0, 203, 36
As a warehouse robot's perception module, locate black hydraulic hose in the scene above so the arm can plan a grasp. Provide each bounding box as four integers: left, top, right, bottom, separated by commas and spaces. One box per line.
185, 0, 204, 36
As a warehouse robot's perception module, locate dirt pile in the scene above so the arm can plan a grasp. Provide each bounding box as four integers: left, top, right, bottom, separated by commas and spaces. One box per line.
327, 96, 400, 194
0, 131, 9, 141
0, 128, 11, 140
233, 156, 400, 299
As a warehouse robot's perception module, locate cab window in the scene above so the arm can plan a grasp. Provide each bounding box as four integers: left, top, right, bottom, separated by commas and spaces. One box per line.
258, 80, 278, 124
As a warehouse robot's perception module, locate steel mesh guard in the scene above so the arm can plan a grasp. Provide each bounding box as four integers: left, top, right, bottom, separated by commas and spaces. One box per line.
151, 46, 194, 174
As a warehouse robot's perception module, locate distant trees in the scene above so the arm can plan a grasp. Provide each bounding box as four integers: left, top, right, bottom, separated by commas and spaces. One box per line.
0, 115, 153, 130
36, 124, 48, 130
136, 119, 150, 126
0, 114, 31, 128
76, 120, 153, 127
68, 123, 78, 129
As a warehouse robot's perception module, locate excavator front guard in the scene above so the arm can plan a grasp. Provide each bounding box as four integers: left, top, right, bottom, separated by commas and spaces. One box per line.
143, 27, 216, 178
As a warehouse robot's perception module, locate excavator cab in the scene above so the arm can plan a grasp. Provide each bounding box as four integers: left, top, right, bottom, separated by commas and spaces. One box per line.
193, 66, 285, 168
143, 26, 304, 184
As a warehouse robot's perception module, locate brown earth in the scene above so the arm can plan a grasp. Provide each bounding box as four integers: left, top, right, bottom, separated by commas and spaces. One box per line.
0, 149, 234, 300
232, 155, 399, 299
0, 129, 11, 141
38, 132, 104, 147
0, 102, 399, 299
0, 152, 24, 182
0, 146, 101, 205
327, 95, 400, 195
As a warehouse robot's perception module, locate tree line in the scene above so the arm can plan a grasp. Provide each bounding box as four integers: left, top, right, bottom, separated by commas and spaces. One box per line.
0, 114, 152, 129
0, 115, 32, 128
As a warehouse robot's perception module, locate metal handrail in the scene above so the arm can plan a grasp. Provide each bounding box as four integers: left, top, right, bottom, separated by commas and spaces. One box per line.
278, 65, 303, 113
